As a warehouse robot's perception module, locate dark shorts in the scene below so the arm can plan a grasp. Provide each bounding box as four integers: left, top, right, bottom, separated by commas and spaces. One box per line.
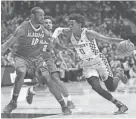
14, 54, 48, 79
44, 58, 59, 74
35, 57, 60, 84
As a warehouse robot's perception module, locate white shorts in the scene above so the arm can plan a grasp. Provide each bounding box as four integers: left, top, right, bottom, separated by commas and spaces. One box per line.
80, 54, 113, 81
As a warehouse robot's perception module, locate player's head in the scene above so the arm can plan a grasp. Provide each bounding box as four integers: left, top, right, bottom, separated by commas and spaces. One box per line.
44, 16, 53, 31
30, 7, 44, 24
69, 13, 85, 32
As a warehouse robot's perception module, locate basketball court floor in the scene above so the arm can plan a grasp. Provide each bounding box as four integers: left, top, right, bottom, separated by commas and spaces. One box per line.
1, 81, 136, 118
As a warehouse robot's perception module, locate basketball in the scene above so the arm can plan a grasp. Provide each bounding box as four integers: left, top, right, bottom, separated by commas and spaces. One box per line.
117, 40, 135, 57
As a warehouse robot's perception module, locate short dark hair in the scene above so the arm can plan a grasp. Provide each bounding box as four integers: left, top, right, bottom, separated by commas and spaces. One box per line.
69, 13, 86, 27
30, 7, 43, 14
44, 15, 53, 22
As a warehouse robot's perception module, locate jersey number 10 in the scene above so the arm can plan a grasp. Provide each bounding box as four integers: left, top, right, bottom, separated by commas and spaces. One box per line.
31, 38, 39, 45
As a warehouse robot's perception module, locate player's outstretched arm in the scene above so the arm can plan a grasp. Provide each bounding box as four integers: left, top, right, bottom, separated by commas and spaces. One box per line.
52, 27, 72, 52
52, 37, 69, 51
52, 27, 70, 39
86, 29, 123, 44
1, 25, 25, 55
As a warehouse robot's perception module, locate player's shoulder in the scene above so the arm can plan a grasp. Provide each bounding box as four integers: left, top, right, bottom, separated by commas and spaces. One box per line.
19, 21, 29, 28
15, 21, 29, 32
41, 25, 46, 31
83, 28, 97, 40
86, 28, 98, 34
84, 28, 92, 33
13, 21, 29, 36
85, 28, 96, 36
41, 25, 51, 36
22, 20, 29, 25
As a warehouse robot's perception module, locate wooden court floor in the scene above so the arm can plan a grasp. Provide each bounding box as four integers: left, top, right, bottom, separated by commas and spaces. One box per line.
1, 81, 136, 119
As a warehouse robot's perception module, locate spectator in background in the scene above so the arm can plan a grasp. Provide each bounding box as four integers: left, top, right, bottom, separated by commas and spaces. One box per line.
1, 1, 136, 82
110, 56, 121, 75
129, 65, 136, 78
132, 50, 136, 65
122, 57, 131, 78
129, 51, 136, 78
101, 47, 109, 58
1, 55, 8, 66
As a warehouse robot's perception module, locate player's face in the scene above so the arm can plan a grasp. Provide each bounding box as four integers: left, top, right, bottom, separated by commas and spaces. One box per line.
44, 19, 53, 30
69, 20, 80, 33
35, 9, 44, 24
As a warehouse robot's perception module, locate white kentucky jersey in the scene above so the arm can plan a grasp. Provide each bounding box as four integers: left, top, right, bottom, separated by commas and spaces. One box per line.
70, 28, 113, 79
70, 28, 100, 60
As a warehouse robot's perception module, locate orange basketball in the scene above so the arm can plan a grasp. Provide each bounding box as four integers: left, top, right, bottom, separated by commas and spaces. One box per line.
117, 40, 135, 57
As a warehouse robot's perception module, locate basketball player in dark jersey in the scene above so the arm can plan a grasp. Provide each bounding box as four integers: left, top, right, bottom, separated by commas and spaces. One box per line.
2, 7, 71, 115
26, 16, 75, 109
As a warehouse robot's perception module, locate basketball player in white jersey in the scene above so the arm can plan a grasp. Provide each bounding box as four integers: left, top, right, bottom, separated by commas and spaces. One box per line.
52, 13, 128, 114
26, 16, 75, 109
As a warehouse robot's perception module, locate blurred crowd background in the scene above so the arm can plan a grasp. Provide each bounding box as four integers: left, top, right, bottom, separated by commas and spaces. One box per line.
1, 1, 136, 82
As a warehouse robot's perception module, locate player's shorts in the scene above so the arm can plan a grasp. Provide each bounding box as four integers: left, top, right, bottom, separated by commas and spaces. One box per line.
35, 57, 60, 84
80, 54, 113, 81
14, 54, 48, 79
44, 58, 59, 73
